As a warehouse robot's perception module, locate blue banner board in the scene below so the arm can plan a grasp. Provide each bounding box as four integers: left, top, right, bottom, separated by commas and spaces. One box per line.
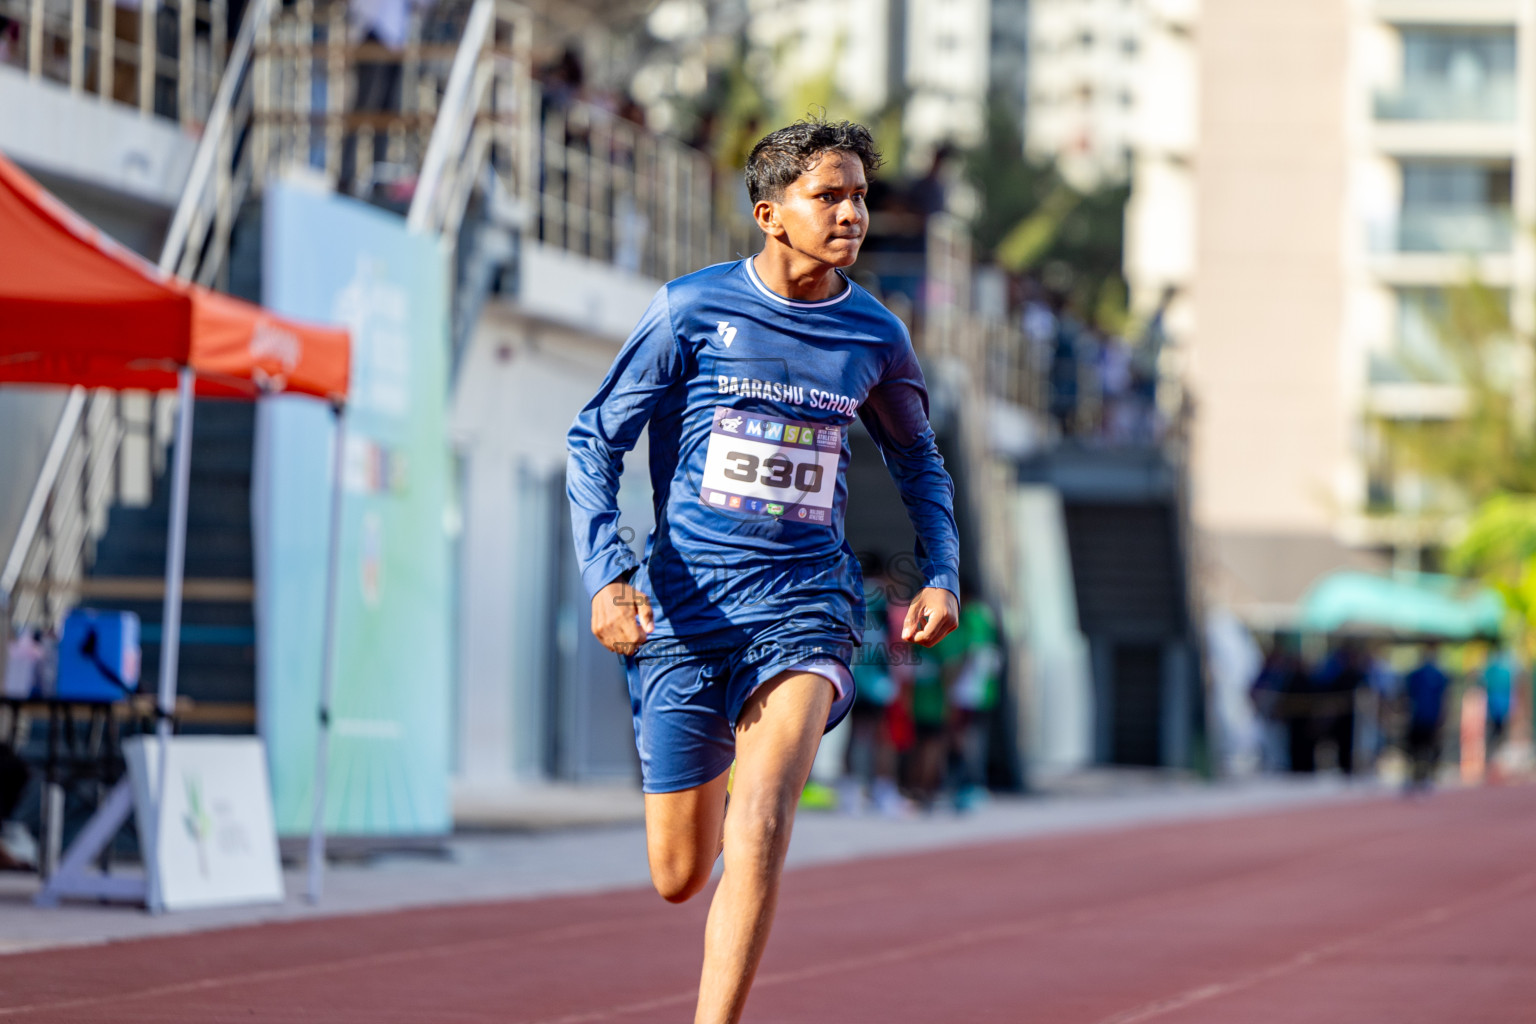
256, 181, 452, 835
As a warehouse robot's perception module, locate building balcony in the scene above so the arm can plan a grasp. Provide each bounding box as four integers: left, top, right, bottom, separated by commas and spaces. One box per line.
1368, 349, 1458, 387
1368, 207, 1514, 255
1374, 79, 1516, 123
1364, 380, 1468, 420
1376, 0, 1521, 27
1370, 119, 1517, 159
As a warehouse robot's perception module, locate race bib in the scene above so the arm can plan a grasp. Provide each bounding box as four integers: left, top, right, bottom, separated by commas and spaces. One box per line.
699, 407, 841, 524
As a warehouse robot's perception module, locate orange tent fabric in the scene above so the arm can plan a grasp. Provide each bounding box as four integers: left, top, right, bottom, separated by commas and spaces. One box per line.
0, 151, 349, 401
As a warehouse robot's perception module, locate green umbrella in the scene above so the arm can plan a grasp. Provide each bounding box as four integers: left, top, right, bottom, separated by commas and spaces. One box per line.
1298, 571, 1506, 639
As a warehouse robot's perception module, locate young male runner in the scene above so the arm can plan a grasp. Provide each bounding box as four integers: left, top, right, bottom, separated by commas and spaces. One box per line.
567, 119, 960, 1024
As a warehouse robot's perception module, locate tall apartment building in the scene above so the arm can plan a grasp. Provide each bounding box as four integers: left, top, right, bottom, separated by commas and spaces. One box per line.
1125, 0, 1536, 623
1026, 0, 1147, 188
744, 0, 910, 123
739, 0, 1022, 168
1123, 0, 1196, 331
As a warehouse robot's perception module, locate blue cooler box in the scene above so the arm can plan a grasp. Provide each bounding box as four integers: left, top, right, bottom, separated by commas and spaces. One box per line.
57, 609, 141, 702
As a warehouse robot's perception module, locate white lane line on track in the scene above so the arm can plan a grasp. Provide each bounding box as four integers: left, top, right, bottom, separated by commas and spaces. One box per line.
0, 914, 661, 1019
520, 839, 1536, 1024
1091, 870, 1536, 1024
7, 798, 1525, 1022
516, 845, 1442, 1024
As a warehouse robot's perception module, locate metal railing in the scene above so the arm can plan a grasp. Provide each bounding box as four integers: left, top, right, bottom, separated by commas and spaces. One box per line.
534, 99, 756, 280
2, 0, 265, 630
3, 0, 761, 632
247, 0, 750, 273
0, 0, 227, 128
2, 391, 122, 628
406, 0, 524, 237
1374, 78, 1517, 123
919, 214, 1050, 415
163, 0, 271, 285
1368, 208, 1516, 256
250, 0, 490, 200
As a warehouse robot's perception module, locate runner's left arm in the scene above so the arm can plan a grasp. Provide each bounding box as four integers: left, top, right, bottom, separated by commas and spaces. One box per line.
567, 288, 681, 598
858, 334, 961, 601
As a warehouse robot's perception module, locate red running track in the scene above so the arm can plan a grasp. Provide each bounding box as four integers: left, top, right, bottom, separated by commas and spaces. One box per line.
3, 785, 1535, 1023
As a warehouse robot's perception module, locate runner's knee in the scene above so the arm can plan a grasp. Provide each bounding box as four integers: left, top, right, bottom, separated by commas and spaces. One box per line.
650, 850, 713, 903
724, 795, 794, 869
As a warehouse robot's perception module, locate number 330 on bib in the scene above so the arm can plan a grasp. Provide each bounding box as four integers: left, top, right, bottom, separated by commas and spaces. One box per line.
699, 407, 841, 524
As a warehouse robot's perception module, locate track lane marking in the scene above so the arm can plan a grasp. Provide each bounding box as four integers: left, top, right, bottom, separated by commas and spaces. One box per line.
519, 852, 1536, 1023
10, 794, 1533, 1022
0, 913, 665, 1018
1091, 870, 1536, 1024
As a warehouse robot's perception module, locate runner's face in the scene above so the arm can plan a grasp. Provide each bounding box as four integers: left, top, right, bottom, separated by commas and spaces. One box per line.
772, 151, 868, 268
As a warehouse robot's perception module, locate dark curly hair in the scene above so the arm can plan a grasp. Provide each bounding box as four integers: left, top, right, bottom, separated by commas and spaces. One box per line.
744, 118, 884, 205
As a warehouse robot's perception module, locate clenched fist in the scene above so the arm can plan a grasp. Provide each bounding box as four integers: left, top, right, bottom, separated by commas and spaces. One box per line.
901, 587, 959, 646
591, 578, 655, 655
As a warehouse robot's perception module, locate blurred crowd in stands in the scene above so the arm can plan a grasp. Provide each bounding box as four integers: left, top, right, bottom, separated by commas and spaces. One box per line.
1020, 279, 1173, 446
1251, 638, 1523, 792
833, 559, 1004, 817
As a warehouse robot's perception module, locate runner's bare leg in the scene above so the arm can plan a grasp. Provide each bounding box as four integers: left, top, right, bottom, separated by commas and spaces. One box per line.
643, 769, 730, 903
694, 670, 833, 1024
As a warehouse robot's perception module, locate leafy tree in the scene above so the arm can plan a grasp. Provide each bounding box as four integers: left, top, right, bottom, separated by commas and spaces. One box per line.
1449, 495, 1536, 629
1384, 277, 1536, 659
966, 97, 1131, 330
1379, 278, 1536, 511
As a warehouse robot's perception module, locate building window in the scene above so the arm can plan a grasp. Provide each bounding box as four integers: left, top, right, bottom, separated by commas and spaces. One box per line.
1376, 286, 1509, 385
1394, 160, 1514, 253
1376, 28, 1517, 122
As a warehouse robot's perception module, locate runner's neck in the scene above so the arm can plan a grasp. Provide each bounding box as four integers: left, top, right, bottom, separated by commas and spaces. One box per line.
751, 250, 848, 303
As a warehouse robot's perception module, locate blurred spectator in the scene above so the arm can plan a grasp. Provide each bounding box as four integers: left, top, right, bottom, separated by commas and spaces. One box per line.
940, 589, 1002, 812
1362, 644, 1400, 767
341, 0, 435, 196
908, 143, 957, 219
539, 46, 586, 118
905, 613, 949, 812
1251, 643, 1304, 772
1482, 645, 1515, 759
0, 15, 18, 67
1047, 310, 1082, 436
1021, 278, 1058, 372
605, 92, 650, 272
1285, 653, 1324, 774
0, 745, 29, 871
687, 108, 716, 155
1098, 335, 1134, 442
839, 565, 908, 817
1312, 642, 1367, 776
1404, 643, 1451, 793
4, 627, 44, 700
1205, 607, 1265, 774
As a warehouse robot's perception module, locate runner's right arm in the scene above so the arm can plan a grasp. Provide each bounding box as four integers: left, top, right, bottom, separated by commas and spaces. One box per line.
567, 287, 681, 600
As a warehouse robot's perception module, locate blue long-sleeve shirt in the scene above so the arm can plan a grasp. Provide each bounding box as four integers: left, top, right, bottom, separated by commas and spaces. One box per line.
567, 257, 960, 641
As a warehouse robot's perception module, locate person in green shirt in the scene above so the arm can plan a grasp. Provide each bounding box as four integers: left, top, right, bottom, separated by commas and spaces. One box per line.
939, 592, 1002, 811
906, 614, 951, 812
839, 565, 909, 816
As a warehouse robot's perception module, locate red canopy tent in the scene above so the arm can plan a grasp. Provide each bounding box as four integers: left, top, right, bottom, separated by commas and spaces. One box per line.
0, 151, 349, 398
0, 150, 352, 908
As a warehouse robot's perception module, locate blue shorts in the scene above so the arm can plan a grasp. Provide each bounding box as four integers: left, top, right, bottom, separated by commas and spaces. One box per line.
624, 619, 858, 794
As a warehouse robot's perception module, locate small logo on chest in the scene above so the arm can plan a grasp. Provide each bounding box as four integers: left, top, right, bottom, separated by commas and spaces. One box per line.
716, 321, 738, 348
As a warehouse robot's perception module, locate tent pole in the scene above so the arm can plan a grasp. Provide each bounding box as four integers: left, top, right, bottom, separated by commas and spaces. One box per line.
148, 365, 196, 913
307, 403, 347, 904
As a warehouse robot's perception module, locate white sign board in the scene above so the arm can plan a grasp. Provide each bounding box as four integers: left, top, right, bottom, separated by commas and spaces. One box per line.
124, 736, 285, 912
